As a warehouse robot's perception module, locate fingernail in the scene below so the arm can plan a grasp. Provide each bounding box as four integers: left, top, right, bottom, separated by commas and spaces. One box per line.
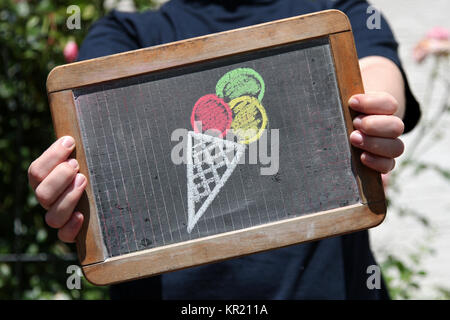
353, 116, 362, 128
68, 158, 79, 169
73, 212, 84, 223
61, 136, 75, 149
74, 211, 83, 219
349, 97, 360, 106
351, 131, 363, 145
74, 174, 86, 187
361, 152, 373, 162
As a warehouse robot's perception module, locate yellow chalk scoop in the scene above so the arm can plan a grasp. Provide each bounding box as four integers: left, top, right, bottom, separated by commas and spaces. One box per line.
229, 96, 268, 144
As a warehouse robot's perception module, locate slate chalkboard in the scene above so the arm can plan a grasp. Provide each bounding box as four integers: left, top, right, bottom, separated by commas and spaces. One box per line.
47, 10, 386, 285
73, 39, 360, 258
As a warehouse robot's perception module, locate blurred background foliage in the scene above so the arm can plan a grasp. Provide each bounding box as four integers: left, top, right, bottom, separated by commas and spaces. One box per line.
380, 47, 449, 299
0, 0, 448, 300
0, 0, 159, 300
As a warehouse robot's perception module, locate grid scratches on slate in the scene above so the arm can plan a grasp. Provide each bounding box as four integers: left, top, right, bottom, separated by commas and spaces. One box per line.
73, 38, 361, 258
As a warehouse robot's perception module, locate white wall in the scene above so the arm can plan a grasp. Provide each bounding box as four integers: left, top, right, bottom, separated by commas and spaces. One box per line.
369, 0, 450, 299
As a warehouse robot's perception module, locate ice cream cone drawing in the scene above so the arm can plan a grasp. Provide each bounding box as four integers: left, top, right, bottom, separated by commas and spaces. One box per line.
186, 68, 268, 233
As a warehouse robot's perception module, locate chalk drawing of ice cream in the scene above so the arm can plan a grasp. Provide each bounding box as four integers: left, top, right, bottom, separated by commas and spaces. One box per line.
186, 68, 268, 233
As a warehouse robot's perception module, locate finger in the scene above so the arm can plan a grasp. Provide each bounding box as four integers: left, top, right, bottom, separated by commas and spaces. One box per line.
45, 174, 87, 229
57, 212, 84, 243
361, 152, 396, 174
350, 131, 404, 158
381, 173, 390, 189
353, 115, 404, 138
35, 159, 79, 209
349, 92, 399, 115
28, 136, 76, 190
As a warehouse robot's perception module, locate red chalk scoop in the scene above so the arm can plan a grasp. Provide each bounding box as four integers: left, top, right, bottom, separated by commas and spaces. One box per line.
191, 94, 232, 137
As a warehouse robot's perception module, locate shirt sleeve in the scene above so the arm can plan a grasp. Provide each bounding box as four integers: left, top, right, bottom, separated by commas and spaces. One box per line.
77, 10, 151, 61
329, 0, 421, 133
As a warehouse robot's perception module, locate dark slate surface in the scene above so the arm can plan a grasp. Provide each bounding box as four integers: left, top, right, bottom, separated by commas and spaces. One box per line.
73, 38, 360, 258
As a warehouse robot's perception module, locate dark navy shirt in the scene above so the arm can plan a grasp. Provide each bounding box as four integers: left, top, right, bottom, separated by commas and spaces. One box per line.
78, 0, 420, 299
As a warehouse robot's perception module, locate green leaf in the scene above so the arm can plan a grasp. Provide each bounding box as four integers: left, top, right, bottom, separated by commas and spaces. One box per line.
26, 16, 40, 30
16, 1, 30, 18
82, 4, 96, 20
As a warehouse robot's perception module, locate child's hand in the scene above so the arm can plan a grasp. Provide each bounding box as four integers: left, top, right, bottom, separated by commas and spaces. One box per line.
28, 136, 86, 243
348, 92, 405, 174
28, 93, 403, 243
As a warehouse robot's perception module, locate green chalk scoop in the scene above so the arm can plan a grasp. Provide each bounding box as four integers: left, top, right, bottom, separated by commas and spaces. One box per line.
216, 68, 265, 102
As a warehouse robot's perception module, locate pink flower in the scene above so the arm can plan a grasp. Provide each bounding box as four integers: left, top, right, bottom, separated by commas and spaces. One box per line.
413, 27, 450, 63
426, 27, 449, 41
63, 41, 78, 63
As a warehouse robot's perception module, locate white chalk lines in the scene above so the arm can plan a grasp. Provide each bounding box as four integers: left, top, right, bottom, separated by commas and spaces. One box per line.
186, 131, 245, 233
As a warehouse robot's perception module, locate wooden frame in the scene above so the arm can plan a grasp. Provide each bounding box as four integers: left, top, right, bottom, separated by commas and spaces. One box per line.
47, 10, 386, 285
